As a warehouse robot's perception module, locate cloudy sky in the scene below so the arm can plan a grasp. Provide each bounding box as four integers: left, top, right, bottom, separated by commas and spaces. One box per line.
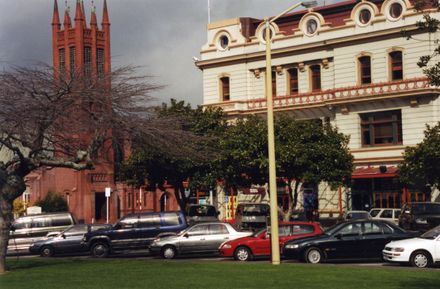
0, 0, 337, 106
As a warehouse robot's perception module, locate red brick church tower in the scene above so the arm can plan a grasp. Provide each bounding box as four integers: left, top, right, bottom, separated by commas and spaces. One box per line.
26, 0, 119, 223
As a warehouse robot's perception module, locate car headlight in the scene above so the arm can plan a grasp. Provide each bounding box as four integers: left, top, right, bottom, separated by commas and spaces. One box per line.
222, 244, 232, 249
391, 247, 405, 252
415, 218, 427, 224
285, 244, 299, 249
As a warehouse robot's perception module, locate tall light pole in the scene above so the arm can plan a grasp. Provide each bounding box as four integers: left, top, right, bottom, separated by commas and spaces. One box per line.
265, 1, 317, 265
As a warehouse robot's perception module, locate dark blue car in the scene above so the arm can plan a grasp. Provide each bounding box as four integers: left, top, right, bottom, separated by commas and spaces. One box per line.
82, 211, 188, 257
29, 224, 110, 257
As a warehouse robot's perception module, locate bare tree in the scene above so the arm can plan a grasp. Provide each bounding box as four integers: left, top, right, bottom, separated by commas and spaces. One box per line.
0, 64, 191, 272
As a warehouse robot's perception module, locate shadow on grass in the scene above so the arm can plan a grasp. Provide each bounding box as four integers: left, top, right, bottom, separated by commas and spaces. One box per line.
399, 277, 440, 289
5, 257, 85, 271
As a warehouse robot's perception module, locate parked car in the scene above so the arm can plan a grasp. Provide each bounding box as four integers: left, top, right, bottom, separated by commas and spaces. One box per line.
149, 222, 252, 259
186, 204, 219, 225
369, 208, 401, 225
399, 202, 440, 232
343, 210, 372, 220
283, 219, 416, 264
219, 221, 323, 261
234, 203, 270, 230
383, 224, 440, 268
29, 224, 110, 257
82, 211, 187, 257
8, 212, 75, 255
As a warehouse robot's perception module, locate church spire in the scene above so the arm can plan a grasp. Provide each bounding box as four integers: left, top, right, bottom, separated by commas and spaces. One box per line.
74, 0, 84, 22
52, 0, 60, 30
90, 1, 97, 27
63, 4, 71, 28
102, 0, 110, 25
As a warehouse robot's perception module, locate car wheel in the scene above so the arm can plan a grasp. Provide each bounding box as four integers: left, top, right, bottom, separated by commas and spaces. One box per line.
410, 250, 432, 268
91, 242, 109, 258
40, 246, 54, 257
161, 245, 177, 259
305, 247, 323, 264
234, 246, 252, 262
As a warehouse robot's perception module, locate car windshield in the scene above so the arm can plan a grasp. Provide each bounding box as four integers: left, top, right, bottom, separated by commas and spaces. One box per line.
59, 225, 87, 236
187, 205, 217, 217
323, 222, 347, 235
369, 209, 380, 217
349, 212, 369, 219
239, 205, 269, 216
252, 228, 267, 237
411, 203, 440, 215
420, 225, 440, 240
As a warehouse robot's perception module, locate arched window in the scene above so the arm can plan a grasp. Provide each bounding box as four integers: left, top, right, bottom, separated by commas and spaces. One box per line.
389, 51, 403, 81
288, 68, 299, 95
358, 56, 371, 85
310, 65, 321, 91
220, 77, 230, 101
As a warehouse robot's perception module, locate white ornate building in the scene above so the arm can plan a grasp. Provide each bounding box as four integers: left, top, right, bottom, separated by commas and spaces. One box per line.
196, 0, 440, 218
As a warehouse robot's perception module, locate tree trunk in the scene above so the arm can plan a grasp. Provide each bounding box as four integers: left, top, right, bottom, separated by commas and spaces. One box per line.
0, 171, 27, 273
0, 195, 13, 273
284, 180, 301, 221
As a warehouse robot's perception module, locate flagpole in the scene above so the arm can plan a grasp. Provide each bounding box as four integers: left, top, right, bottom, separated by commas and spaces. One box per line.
208, 0, 211, 23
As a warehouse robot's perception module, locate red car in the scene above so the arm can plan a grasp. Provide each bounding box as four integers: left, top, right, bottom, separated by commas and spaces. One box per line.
219, 221, 323, 261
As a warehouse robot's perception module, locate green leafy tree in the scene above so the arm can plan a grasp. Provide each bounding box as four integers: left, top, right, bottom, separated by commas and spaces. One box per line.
217, 114, 353, 220
399, 123, 440, 192
403, 1, 440, 85
35, 191, 68, 213
276, 115, 353, 220
120, 99, 227, 210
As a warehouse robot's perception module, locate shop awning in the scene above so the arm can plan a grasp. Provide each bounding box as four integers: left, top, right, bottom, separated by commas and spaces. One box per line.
352, 166, 398, 179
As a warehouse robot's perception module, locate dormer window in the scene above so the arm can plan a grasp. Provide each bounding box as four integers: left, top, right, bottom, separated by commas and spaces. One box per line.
215, 32, 231, 51
359, 9, 372, 25
306, 19, 318, 35
219, 35, 229, 49
389, 3, 403, 19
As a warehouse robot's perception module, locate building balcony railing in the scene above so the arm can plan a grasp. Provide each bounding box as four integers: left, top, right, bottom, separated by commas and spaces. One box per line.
248, 77, 431, 111
206, 78, 433, 113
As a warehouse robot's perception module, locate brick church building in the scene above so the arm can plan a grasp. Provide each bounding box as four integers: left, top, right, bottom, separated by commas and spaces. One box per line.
25, 0, 179, 223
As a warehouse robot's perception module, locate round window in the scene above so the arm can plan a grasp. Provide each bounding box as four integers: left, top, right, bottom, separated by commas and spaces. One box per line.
219, 35, 229, 50
358, 9, 372, 25
306, 19, 318, 35
389, 3, 403, 19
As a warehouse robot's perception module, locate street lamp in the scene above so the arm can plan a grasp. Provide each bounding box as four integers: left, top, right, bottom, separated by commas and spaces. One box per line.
265, 0, 317, 265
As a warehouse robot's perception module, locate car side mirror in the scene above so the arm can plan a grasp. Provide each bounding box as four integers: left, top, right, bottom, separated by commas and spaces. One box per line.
335, 233, 342, 240
61, 234, 66, 239
10, 225, 16, 232
183, 233, 189, 238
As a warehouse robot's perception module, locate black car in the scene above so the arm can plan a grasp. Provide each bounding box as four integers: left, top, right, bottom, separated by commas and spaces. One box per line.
283, 219, 416, 263
399, 202, 440, 232
29, 224, 110, 257
82, 211, 188, 257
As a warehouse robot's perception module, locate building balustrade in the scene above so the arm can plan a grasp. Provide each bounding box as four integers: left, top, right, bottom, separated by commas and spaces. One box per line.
247, 77, 431, 110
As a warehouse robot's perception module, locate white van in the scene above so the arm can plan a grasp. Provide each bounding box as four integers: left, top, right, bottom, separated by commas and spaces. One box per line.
8, 212, 75, 254
369, 208, 401, 225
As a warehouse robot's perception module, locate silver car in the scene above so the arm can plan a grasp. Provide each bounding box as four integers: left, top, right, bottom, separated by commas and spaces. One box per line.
149, 222, 252, 259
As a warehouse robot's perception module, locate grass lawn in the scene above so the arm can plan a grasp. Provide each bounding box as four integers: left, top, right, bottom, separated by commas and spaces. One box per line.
1, 258, 439, 289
